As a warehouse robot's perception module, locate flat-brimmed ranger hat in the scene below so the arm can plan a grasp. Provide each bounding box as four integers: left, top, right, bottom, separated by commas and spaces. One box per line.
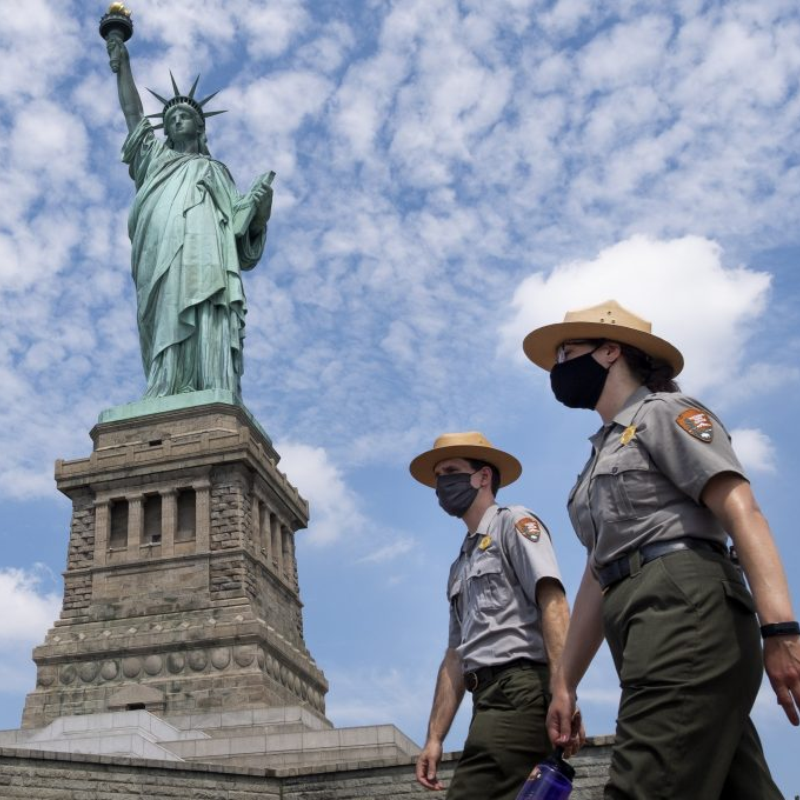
522, 299, 684, 377
409, 431, 522, 488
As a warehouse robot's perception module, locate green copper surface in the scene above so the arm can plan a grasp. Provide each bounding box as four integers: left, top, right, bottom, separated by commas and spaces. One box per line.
105, 28, 274, 403
98, 389, 273, 446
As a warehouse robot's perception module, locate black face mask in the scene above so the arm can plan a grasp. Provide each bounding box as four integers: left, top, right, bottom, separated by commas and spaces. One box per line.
550, 350, 609, 409
436, 472, 479, 517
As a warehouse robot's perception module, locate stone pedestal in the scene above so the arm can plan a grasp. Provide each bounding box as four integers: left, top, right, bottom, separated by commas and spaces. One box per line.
22, 402, 328, 728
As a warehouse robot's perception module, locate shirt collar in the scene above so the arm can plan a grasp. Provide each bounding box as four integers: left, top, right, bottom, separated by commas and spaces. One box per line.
475, 503, 501, 536
588, 385, 651, 447
461, 504, 500, 552
613, 385, 652, 427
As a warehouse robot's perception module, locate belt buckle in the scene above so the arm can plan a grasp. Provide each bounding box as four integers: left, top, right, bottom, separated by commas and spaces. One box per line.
464, 672, 479, 692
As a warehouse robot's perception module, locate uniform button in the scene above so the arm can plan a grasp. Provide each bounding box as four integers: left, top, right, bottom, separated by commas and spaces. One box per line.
611, 467, 618, 474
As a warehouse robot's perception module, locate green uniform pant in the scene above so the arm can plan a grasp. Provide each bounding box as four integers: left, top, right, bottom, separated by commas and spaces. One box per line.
447, 663, 550, 800
602, 548, 782, 800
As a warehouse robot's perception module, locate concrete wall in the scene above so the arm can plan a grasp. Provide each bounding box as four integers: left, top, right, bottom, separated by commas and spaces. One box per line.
0, 748, 282, 799
0, 741, 612, 800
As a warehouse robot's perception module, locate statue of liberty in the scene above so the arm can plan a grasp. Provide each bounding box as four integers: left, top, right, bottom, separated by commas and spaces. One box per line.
104, 20, 273, 401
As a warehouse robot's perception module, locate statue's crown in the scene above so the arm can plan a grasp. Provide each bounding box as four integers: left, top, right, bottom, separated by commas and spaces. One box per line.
146, 72, 226, 130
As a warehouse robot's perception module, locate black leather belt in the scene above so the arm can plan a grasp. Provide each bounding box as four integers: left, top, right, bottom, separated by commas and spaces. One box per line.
597, 537, 728, 591
463, 658, 543, 693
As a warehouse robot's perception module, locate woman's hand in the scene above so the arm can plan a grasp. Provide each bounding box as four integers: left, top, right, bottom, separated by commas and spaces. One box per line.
764, 635, 800, 725
106, 36, 129, 74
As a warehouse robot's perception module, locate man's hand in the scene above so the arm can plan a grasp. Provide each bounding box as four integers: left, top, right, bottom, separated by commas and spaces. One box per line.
546, 685, 584, 755
562, 705, 586, 758
416, 739, 445, 790
764, 634, 800, 725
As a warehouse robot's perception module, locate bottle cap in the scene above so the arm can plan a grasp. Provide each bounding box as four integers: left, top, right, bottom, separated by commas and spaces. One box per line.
548, 747, 576, 782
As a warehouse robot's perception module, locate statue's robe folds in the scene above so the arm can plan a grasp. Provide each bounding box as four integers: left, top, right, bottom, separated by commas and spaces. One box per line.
123, 119, 265, 399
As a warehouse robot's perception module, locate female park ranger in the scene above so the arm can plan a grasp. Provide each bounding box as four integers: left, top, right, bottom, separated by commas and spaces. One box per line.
523, 300, 798, 799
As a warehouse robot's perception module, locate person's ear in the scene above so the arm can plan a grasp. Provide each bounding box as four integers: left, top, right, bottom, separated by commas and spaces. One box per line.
601, 342, 621, 368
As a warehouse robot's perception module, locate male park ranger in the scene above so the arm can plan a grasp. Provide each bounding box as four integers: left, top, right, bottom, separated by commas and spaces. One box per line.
410, 432, 580, 799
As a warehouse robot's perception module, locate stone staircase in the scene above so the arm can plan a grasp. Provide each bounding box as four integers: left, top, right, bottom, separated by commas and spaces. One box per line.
0, 706, 421, 770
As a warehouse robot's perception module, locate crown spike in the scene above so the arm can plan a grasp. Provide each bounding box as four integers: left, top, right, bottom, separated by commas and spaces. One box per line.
145, 112, 164, 119
149, 73, 225, 131
152, 123, 165, 130
147, 88, 170, 105
198, 90, 220, 108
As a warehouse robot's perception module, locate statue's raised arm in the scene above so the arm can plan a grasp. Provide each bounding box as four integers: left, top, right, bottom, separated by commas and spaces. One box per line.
100, 4, 143, 132
108, 38, 143, 132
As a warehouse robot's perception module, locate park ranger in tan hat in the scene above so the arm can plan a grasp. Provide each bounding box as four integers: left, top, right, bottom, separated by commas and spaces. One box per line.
411, 431, 580, 800
524, 300, 795, 800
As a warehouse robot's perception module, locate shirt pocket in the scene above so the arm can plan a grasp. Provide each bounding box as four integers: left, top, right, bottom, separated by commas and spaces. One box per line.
448, 577, 463, 603
447, 577, 464, 640
591, 442, 657, 522
567, 480, 595, 550
465, 554, 510, 613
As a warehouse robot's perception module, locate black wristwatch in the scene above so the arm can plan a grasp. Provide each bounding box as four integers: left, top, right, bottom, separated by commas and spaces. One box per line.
760, 621, 800, 638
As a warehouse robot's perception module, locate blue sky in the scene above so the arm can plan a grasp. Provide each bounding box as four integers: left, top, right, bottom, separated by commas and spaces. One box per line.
1, 0, 799, 794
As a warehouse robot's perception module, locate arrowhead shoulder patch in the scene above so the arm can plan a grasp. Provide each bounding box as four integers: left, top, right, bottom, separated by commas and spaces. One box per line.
515, 516, 541, 543
676, 408, 714, 443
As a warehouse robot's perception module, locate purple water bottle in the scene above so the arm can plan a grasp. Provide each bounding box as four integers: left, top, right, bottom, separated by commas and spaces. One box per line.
514, 747, 575, 800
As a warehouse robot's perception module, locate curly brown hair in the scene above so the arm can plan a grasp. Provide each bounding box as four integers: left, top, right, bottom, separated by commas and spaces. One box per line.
618, 343, 680, 393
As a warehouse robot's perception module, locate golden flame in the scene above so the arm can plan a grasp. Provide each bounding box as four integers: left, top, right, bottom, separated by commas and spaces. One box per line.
107, 2, 131, 16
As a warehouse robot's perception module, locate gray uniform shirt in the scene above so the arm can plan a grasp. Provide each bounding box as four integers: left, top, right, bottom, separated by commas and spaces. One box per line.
447, 504, 563, 672
568, 386, 747, 574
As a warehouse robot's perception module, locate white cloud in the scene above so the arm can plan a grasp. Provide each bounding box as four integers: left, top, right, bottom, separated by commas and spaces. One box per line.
295, 21, 355, 73
276, 442, 366, 546
0, 1, 82, 106
577, 14, 673, 93
721, 363, 800, 406
574, 644, 621, 714
324, 663, 434, 740
0, 566, 60, 644
540, 0, 601, 38
243, 2, 312, 60
10, 101, 90, 184
500, 235, 772, 395
730, 428, 778, 474
229, 71, 334, 138
358, 538, 415, 565
3, 2, 800, 509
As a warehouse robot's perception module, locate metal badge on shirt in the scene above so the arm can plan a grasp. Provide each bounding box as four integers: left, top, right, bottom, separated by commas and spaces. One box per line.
675, 408, 714, 442
620, 424, 637, 445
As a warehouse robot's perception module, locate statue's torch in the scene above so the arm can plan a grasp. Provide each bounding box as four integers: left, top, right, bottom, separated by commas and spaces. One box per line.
99, 3, 134, 73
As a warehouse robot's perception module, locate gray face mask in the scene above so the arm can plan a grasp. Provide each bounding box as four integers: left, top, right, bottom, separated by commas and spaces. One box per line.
435, 472, 479, 517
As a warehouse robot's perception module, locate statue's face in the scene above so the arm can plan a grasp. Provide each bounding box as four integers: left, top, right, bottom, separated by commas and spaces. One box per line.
165, 105, 202, 146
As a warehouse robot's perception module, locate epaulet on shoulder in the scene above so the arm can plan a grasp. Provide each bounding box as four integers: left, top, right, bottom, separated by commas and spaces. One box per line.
643, 392, 713, 413
502, 505, 537, 521
505, 506, 550, 532
642, 390, 681, 404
